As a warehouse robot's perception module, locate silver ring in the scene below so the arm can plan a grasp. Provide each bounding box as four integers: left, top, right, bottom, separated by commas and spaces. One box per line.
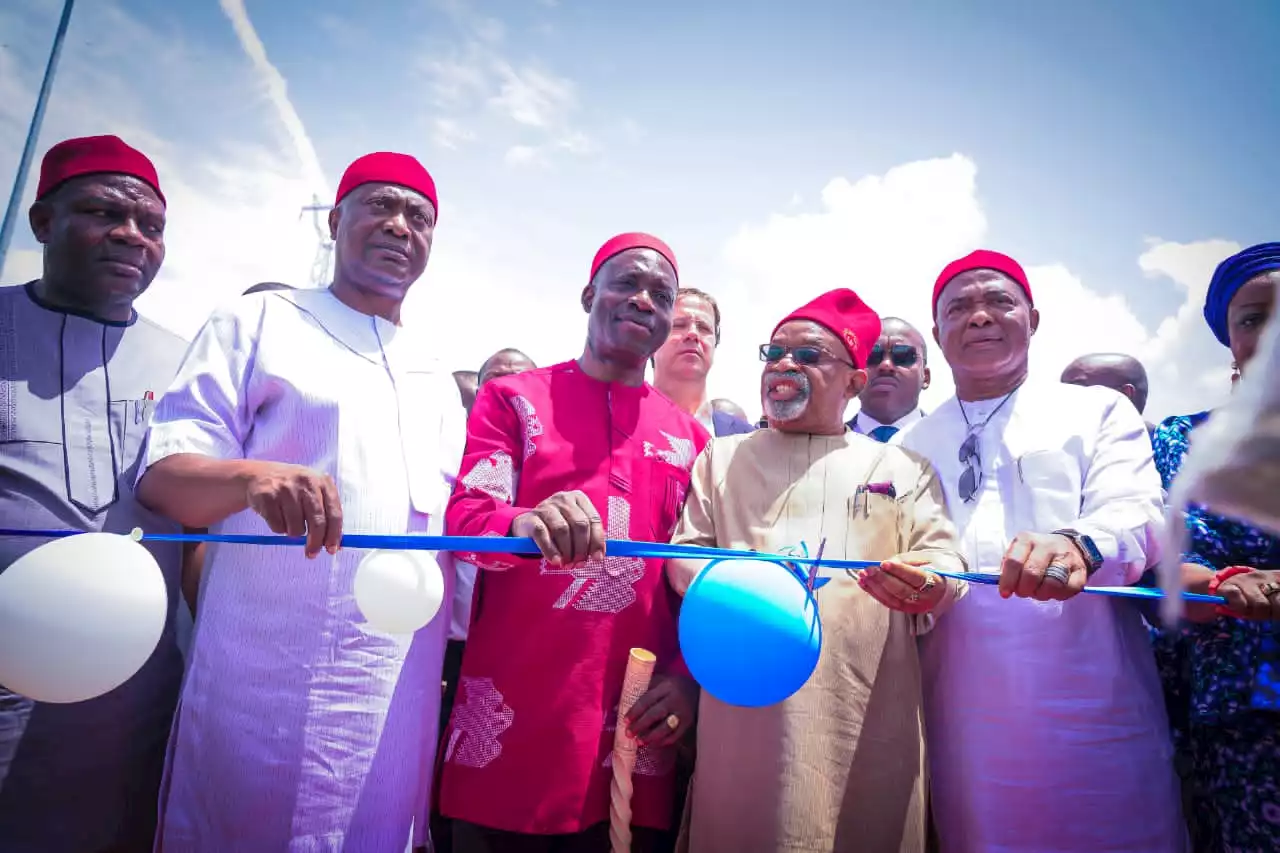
1045, 563, 1070, 585
907, 591, 920, 602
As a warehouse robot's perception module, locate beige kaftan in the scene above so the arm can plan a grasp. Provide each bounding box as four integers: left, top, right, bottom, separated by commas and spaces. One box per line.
666, 429, 966, 853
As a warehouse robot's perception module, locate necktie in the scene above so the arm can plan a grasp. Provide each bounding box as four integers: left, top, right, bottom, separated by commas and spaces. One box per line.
870, 425, 899, 443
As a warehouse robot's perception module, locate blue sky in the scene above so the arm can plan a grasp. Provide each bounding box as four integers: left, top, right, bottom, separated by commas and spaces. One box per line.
1, 0, 1276, 420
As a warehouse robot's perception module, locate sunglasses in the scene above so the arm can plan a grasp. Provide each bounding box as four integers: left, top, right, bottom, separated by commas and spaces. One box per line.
759, 343, 855, 368
867, 343, 919, 369
958, 431, 982, 503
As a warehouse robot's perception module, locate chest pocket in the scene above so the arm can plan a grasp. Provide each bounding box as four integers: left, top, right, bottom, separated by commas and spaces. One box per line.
1017, 449, 1083, 532
847, 492, 905, 557
645, 458, 690, 542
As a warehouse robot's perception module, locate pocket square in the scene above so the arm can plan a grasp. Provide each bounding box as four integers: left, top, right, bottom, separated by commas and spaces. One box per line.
863, 481, 897, 499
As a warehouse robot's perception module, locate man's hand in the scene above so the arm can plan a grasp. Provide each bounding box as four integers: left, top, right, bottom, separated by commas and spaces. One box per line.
626, 674, 698, 747
1215, 568, 1280, 621
858, 556, 948, 614
510, 490, 605, 566
998, 532, 1089, 601
244, 462, 343, 558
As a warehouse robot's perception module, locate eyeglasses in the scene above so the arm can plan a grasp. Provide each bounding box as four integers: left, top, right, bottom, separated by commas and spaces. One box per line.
759, 343, 855, 368
958, 430, 982, 503
867, 343, 919, 369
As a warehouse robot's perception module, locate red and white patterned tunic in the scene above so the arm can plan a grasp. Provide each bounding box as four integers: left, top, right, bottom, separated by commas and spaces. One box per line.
439, 360, 708, 835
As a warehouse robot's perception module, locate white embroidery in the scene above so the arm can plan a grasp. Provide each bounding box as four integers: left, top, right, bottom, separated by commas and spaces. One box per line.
511, 395, 543, 460
601, 706, 675, 777
643, 431, 696, 471
461, 451, 514, 504
446, 676, 514, 769
541, 495, 645, 614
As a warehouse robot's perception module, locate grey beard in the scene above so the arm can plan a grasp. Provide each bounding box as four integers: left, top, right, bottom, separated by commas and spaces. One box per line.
763, 371, 810, 422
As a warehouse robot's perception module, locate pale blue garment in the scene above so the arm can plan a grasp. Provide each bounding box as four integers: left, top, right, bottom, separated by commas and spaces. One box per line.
0, 282, 189, 853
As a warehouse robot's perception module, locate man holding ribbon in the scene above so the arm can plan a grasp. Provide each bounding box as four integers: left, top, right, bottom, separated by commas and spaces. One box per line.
901, 250, 1186, 851
665, 288, 967, 853
439, 232, 706, 852
0, 135, 188, 853
136, 151, 464, 851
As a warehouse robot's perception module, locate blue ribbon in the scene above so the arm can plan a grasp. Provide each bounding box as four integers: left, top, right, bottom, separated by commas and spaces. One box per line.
0, 528, 1224, 604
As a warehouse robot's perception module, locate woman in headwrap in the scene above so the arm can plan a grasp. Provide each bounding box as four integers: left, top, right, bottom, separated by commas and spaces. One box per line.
1152, 241, 1280, 852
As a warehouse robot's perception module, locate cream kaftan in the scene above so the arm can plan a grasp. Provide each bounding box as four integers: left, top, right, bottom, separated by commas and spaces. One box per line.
667, 429, 967, 853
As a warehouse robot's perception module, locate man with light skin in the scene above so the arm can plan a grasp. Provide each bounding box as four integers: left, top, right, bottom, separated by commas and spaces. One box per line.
1060, 352, 1154, 433
652, 287, 753, 436
847, 316, 931, 444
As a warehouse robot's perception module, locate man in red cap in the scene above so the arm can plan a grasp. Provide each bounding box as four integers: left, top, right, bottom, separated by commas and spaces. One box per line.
901, 251, 1186, 851
0, 135, 190, 853
440, 232, 707, 851
664, 288, 966, 853
136, 151, 464, 851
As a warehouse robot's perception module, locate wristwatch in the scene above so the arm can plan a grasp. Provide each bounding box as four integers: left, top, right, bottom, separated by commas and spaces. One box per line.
1053, 528, 1103, 577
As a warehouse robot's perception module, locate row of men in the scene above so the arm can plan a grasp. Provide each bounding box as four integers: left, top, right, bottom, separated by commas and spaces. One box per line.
1, 134, 1277, 853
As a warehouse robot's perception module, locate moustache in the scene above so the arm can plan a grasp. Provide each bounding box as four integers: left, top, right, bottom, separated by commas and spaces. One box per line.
765, 370, 810, 392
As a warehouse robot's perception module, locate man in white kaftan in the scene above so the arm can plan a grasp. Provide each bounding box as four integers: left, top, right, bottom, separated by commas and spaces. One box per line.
137, 152, 462, 852
902, 250, 1187, 852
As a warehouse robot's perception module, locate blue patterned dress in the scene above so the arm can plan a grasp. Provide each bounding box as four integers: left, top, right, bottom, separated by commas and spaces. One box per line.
1152, 412, 1280, 853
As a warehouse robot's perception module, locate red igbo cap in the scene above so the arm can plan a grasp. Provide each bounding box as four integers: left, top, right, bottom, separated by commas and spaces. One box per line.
36, 135, 164, 206
589, 232, 679, 283
773, 288, 882, 368
335, 152, 438, 217
932, 249, 1032, 314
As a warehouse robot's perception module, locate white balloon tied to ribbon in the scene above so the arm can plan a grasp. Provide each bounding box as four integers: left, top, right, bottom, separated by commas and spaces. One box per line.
353, 549, 445, 634
0, 530, 168, 704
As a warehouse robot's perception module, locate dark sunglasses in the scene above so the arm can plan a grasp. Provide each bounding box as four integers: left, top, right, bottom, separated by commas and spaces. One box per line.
867, 343, 919, 369
759, 343, 855, 368
958, 431, 981, 503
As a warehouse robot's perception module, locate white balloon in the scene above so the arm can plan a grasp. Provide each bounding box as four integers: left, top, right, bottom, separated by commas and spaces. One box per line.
0, 532, 168, 704
353, 549, 444, 634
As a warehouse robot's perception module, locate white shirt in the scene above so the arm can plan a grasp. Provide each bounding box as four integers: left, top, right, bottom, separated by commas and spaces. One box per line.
141, 287, 466, 851
901, 381, 1186, 852
450, 560, 477, 640
848, 406, 924, 445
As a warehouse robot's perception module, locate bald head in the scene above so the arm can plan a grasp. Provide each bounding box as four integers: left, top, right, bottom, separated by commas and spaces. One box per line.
879, 317, 927, 361
479, 348, 535, 386
1060, 353, 1149, 414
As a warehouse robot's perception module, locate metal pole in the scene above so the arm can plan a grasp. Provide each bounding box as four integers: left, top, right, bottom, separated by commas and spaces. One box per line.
0, 0, 76, 276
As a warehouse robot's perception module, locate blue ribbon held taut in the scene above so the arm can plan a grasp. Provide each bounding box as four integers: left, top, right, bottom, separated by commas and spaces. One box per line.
0, 528, 1225, 604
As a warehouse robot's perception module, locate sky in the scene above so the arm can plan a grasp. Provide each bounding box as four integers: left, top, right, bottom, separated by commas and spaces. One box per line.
1, 0, 1277, 423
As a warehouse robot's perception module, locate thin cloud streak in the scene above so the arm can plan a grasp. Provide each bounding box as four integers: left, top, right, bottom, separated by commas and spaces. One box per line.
218, 0, 329, 198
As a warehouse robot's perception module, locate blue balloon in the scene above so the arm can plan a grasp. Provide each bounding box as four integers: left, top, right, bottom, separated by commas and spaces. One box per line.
679, 558, 823, 708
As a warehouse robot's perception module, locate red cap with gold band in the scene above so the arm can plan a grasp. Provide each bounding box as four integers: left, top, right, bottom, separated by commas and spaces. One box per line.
589, 232, 679, 283
932, 249, 1032, 315
36, 135, 164, 206
335, 152, 438, 217
773, 288, 881, 368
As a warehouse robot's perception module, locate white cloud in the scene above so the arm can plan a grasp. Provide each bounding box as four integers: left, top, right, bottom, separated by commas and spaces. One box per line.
218, 0, 329, 197
432, 117, 476, 150
0, 1, 322, 338
489, 63, 576, 129
418, 18, 593, 166
503, 144, 544, 167
702, 154, 1235, 424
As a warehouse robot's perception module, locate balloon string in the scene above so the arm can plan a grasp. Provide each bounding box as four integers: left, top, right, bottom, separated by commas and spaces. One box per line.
0, 528, 1223, 604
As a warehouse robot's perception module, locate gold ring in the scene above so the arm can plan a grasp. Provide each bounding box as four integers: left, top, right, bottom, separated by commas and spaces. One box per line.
1261, 581, 1280, 598
665, 713, 680, 730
